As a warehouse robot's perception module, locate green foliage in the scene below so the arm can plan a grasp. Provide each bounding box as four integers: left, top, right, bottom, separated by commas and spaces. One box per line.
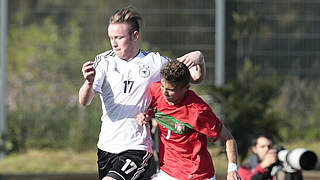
196, 59, 283, 162
5, 4, 163, 154
194, 60, 320, 162
272, 78, 320, 141
6, 16, 101, 153
232, 11, 260, 39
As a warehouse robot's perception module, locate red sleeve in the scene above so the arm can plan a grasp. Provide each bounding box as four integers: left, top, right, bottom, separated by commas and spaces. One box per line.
149, 83, 157, 107
193, 105, 223, 143
251, 164, 268, 175
149, 82, 161, 116
238, 164, 268, 180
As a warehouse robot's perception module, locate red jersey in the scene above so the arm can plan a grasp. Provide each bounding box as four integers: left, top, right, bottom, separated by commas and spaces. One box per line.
149, 82, 223, 180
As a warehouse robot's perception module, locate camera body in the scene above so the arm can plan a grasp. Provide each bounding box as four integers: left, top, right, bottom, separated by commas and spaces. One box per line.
276, 146, 318, 173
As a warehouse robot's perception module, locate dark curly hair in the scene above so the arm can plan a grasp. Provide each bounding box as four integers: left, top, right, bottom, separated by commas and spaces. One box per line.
161, 60, 190, 87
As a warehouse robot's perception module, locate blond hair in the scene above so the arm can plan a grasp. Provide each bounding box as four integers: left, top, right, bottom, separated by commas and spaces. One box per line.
109, 7, 142, 34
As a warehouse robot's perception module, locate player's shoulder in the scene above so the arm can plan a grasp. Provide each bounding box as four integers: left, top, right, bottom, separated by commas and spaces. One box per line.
140, 49, 153, 56
139, 50, 161, 59
94, 50, 115, 68
150, 81, 161, 91
150, 81, 161, 88
187, 90, 211, 111
96, 50, 116, 59
140, 49, 171, 61
150, 81, 161, 94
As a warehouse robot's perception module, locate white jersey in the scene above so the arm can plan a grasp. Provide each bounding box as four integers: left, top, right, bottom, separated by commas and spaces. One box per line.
92, 49, 170, 153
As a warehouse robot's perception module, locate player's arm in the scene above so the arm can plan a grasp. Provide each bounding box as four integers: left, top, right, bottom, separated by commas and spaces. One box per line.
177, 50, 205, 84
136, 92, 155, 125
137, 86, 156, 126
219, 127, 241, 180
136, 109, 153, 126
79, 61, 96, 106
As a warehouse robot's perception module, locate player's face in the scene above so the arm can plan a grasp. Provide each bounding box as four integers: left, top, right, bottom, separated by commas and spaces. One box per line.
160, 79, 189, 105
108, 23, 139, 60
253, 137, 273, 161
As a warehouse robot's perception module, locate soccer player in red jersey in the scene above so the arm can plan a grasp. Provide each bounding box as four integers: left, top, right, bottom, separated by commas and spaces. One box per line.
137, 60, 241, 180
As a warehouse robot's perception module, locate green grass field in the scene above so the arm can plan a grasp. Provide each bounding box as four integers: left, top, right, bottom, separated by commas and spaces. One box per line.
0, 149, 97, 174
0, 147, 227, 174
0, 140, 319, 174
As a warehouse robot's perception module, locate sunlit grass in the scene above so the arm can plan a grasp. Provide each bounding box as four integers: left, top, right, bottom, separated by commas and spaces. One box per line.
0, 147, 229, 174
0, 140, 319, 174
0, 149, 97, 174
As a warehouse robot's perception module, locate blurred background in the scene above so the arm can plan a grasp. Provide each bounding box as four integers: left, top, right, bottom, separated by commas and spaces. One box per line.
0, 0, 319, 179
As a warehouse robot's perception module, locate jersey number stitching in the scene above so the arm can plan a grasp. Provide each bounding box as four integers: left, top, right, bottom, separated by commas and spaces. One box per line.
121, 159, 137, 174
123, 80, 134, 93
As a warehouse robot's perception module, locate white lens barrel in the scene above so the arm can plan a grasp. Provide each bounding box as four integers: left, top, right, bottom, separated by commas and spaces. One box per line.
279, 148, 318, 170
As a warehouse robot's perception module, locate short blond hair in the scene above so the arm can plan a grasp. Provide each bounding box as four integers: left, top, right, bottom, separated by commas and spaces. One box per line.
109, 7, 142, 34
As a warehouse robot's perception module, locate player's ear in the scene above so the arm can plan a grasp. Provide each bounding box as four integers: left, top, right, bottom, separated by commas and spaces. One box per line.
132, 30, 139, 41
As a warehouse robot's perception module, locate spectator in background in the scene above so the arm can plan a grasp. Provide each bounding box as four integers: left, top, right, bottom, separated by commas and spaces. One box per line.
238, 134, 302, 180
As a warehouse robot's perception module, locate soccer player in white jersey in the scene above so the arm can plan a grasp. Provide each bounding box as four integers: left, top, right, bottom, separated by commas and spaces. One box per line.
79, 8, 205, 180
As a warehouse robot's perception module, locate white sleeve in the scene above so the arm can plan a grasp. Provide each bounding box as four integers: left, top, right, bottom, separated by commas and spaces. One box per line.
159, 53, 171, 67
92, 55, 106, 94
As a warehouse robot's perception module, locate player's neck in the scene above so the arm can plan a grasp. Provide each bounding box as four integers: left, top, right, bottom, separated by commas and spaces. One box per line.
125, 46, 140, 62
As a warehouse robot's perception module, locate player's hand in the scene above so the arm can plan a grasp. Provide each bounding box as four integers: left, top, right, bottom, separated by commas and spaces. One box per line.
260, 149, 277, 169
136, 112, 151, 126
177, 51, 204, 68
82, 61, 95, 84
227, 171, 241, 180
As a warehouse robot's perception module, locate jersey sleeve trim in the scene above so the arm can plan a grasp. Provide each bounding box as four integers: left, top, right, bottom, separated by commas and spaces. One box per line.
209, 121, 223, 143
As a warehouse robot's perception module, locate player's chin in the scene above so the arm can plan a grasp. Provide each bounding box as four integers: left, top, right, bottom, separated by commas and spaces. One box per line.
114, 50, 124, 58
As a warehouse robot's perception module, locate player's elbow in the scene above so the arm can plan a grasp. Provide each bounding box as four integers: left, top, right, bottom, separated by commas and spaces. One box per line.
219, 127, 234, 141
79, 98, 91, 107
189, 63, 206, 84
79, 100, 87, 107
190, 74, 204, 84
78, 87, 95, 107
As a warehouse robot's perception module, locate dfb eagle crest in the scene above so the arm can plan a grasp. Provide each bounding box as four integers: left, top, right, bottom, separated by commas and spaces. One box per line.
139, 64, 150, 78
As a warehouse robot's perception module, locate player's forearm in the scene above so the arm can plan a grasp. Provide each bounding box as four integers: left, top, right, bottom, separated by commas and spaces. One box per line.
190, 63, 205, 84
190, 51, 205, 84
79, 81, 95, 106
221, 127, 238, 164
225, 133, 241, 180
225, 137, 238, 164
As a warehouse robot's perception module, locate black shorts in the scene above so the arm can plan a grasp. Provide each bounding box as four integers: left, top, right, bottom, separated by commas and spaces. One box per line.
97, 148, 153, 180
